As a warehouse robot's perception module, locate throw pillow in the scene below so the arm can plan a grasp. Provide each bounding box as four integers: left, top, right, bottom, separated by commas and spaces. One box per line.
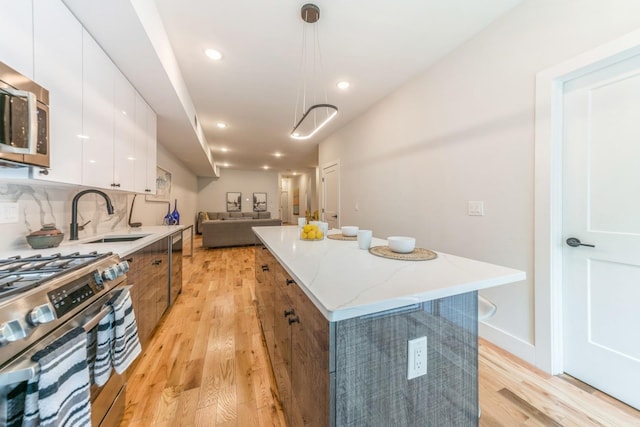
258, 212, 271, 219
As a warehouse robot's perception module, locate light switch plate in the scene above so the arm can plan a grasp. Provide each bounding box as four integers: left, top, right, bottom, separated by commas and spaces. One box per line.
467, 201, 484, 216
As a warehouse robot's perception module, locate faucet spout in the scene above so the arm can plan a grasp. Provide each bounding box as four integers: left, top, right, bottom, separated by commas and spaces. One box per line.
70, 189, 115, 240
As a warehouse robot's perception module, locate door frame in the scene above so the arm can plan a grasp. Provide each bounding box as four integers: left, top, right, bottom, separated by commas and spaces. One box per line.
534, 29, 640, 375
320, 159, 340, 226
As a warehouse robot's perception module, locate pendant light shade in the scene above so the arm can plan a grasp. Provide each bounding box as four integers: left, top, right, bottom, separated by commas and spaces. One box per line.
290, 4, 338, 140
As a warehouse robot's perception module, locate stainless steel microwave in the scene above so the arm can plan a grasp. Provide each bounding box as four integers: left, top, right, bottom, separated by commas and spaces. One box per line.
0, 61, 49, 168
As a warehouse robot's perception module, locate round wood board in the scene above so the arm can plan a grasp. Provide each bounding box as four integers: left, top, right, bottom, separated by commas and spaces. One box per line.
368, 246, 438, 261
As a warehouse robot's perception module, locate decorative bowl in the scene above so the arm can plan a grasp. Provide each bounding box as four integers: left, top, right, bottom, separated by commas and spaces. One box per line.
341, 226, 359, 237
26, 224, 65, 249
387, 236, 416, 253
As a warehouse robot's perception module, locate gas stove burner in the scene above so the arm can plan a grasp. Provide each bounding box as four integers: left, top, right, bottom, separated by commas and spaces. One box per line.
0, 251, 113, 300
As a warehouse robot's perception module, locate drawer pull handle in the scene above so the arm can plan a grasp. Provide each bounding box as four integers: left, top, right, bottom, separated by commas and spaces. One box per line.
152, 259, 162, 265
286, 279, 295, 286
284, 309, 295, 317
288, 316, 300, 325
262, 265, 269, 272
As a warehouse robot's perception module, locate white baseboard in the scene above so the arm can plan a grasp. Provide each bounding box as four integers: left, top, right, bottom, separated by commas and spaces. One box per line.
479, 321, 536, 365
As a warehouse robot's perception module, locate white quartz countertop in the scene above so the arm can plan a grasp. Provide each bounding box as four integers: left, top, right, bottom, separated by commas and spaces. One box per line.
0, 225, 189, 259
253, 226, 526, 322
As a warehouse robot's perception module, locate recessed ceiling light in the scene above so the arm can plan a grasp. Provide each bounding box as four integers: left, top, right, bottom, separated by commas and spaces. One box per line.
222, 162, 229, 167
293, 172, 298, 176
221, 147, 228, 152
274, 152, 282, 158
205, 48, 223, 60
337, 81, 350, 90
216, 122, 227, 129
263, 165, 270, 170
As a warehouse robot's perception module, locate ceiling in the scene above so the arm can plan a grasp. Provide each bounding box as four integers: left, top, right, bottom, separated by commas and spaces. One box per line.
67, 0, 524, 176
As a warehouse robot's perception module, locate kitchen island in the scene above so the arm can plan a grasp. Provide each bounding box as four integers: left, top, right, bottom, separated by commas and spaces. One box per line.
253, 225, 525, 426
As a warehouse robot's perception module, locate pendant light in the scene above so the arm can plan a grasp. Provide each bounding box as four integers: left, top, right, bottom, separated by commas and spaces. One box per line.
290, 3, 338, 140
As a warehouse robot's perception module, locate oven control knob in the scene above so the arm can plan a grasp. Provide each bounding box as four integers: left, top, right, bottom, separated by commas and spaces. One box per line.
118, 260, 129, 274
28, 303, 56, 325
0, 320, 27, 345
101, 266, 120, 281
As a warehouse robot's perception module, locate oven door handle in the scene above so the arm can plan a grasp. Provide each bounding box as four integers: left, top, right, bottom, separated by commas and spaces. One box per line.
0, 285, 131, 387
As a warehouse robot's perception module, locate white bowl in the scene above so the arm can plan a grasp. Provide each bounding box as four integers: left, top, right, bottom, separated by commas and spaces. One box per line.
341, 226, 359, 237
387, 236, 416, 253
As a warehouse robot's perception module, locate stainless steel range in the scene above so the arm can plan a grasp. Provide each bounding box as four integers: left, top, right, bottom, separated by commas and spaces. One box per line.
0, 250, 131, 426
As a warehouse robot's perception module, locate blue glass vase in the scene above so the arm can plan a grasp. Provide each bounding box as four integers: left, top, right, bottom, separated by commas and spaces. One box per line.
171, 199, 180, 225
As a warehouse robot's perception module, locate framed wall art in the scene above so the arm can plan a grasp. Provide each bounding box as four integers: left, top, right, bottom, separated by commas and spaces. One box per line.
226, 192, 241, 212
146, 166, 172, 202
253, 192, 267, 212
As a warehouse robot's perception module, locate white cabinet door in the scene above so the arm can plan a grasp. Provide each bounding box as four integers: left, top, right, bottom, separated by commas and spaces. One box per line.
82, 30, 114, 189
134, 93, 157, 195
113, 69, 136, 191
33, 0, 83, 184
134, 93, 148, 194
0, 0, 33, 78
146, 107, 157, 194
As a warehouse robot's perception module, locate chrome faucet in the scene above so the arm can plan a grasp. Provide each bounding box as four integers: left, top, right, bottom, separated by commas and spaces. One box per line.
70, 189, 115, 240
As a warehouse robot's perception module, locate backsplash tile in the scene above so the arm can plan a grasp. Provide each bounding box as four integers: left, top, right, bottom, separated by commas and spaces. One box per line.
0, 182, 128, 251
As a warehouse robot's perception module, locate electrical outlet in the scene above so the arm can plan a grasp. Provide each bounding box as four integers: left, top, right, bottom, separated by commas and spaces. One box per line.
407, 336, 427, 380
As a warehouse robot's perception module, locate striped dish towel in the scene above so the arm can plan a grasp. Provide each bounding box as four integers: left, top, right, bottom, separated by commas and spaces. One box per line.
86, 309, 114, 387
1, 381, 27, 427
22, 327, 91, 427
106, 288, 142, 374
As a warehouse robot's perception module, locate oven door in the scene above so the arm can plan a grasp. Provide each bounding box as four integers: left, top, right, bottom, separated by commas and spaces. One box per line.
0, 283, 131, 426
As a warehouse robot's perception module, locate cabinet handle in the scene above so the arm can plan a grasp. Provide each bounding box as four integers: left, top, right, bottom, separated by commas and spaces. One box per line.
145, 189, 151, 192
288, 316, 300, 325
111, 183, 121, 187
39, 168, 48, 175
261, 265, 269, 272
152, 259, 162, 265
261, 247, 268, 251
284, 309, 295, 317
286, 279, 295, 286
126, 258, 133, 263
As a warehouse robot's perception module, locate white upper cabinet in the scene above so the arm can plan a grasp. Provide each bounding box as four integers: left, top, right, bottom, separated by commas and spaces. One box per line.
5, 0, 157, 190
32, 0, 83, 184
0, 0, 33, 78
81, 30, 115, 189
146, 107, 157, 194
134, 93, 150, 194
113, 69, 137, 191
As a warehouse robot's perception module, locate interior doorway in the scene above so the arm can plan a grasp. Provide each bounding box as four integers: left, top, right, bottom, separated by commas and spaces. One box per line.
280, 191, 289, 224
534, 29, 640, 410
321, 161, 339, 230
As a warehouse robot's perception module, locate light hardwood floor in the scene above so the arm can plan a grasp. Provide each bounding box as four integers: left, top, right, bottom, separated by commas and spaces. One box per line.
120, 236, 640, 426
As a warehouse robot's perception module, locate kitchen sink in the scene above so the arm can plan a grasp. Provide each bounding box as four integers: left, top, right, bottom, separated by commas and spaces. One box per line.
87, 234, 150, 244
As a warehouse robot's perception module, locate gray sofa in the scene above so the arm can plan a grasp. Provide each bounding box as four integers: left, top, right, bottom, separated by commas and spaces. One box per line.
198, 211, 282, 248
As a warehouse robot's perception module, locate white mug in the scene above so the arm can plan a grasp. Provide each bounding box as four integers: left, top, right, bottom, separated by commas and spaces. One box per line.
357, 230, 372, 250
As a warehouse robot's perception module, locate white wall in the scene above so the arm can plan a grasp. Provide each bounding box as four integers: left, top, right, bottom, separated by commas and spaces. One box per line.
134, 144, 198, 227
198, 169, 279, 216
318, 0, 640, 364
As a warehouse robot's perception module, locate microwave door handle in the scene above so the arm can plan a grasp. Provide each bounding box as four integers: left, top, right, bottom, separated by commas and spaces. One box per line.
2, 87, 38, 155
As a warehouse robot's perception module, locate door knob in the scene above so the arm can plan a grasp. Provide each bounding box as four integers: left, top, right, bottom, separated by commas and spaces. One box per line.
566, 237, 595, 248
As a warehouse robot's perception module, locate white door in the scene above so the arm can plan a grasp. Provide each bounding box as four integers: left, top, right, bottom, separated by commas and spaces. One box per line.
562, 53, 640, 410
321, 162, 339, 230
280, 191, 289, 223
